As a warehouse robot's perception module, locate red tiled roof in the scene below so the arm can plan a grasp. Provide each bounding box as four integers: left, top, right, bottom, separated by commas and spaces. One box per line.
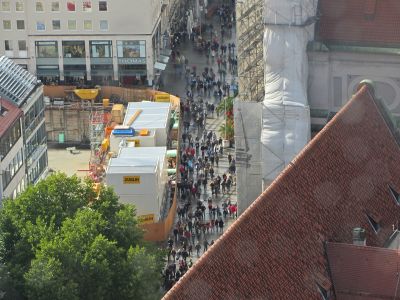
0, 98, 22, 138
327, 242, 400, 300
163, 84, 400, 300
317, 0, 400, 47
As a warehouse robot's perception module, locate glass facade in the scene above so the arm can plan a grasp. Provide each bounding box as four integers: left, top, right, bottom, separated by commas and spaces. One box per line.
0, 118, 21, 159
90, 40, 112, 58
28, 151, 47, 184
25, 122, 46, 160
24, 95, 45, 138
2, 148, 24, 190
63, 41, 85, 58
117, 41, 146, 58
35, 41, 58, 58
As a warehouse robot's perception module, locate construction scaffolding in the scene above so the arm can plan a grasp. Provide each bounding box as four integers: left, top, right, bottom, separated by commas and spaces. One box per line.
89, 109, 109, 182
236, 0, 264, 102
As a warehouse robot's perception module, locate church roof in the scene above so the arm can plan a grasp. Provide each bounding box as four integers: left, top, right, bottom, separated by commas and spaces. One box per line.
163, 82, 400, 299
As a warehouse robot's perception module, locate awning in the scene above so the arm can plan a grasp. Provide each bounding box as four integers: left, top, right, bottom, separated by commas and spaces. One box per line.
158, 55, 170, 64
154, 62, 167, 71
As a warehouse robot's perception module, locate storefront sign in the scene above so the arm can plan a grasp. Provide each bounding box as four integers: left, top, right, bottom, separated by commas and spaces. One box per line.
118, 57, 146, 65
123, 176, 140, 184
138, 214, 155, 224
155, 93, 170, 102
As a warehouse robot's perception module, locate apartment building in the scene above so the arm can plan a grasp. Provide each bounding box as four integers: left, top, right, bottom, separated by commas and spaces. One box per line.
0, 56, 48, 201
0, 0, 175, 86
0, 98, 24, 201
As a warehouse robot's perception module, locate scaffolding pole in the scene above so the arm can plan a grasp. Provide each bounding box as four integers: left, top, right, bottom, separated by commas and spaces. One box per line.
236, 0, 264, 102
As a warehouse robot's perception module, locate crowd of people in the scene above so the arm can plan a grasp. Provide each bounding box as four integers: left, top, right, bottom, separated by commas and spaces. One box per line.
162, 0, 238, 292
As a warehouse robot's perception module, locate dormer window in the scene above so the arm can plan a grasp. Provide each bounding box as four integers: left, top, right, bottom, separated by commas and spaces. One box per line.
315, 273, 332, 300
366, 213, 380, 233
389, 185, 400, 205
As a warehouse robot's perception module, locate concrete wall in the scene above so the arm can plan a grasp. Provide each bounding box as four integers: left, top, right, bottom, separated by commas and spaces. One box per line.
308, 50, 400, 117
45, 106, 91, 145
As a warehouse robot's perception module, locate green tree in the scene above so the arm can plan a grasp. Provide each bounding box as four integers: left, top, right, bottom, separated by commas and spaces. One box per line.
0, 173, 163, 300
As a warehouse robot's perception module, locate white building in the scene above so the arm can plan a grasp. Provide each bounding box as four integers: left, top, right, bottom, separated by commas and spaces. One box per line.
0, 0, 180, 86
0, 56, 48, 201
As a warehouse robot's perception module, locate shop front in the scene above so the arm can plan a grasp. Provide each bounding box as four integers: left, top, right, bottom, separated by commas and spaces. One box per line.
62, 41, 87, 84
35, 41, 60, 84
90, 40, 114, 85
117, 41, 147, 86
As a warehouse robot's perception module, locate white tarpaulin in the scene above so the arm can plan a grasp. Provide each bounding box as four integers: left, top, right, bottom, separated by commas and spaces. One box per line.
261, 0, 317, 188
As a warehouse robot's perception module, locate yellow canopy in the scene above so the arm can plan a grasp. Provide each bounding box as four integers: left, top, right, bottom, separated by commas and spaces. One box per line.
74, 89, 99, 100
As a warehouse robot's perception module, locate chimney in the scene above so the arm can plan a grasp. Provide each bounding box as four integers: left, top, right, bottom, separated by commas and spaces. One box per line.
352, 227, 366, 246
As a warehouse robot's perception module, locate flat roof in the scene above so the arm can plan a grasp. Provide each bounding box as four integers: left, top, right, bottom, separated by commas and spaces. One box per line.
123, 101, 170, 130
0, 98, 23, 138
118, 146, 166, 158
107, 156, 159, 174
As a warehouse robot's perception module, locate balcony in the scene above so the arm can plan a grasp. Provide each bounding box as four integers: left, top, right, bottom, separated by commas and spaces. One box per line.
26, 143, 47, 168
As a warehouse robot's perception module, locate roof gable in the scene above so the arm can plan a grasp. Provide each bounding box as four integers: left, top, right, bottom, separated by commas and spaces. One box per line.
163, 84, 400, 300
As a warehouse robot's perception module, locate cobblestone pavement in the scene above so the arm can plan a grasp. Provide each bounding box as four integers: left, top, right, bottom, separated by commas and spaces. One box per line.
162, 3, 238, 268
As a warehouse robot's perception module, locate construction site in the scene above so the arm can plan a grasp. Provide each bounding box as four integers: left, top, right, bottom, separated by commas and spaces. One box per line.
44, 85, 181, 241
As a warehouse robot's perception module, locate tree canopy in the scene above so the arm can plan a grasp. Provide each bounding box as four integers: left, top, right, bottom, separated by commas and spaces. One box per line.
0, 173, 164, 300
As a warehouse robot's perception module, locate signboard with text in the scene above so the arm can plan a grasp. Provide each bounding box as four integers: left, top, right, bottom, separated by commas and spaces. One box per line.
138, 214, 155, 224
118, 58, 146, 65
123, 176, 141, 184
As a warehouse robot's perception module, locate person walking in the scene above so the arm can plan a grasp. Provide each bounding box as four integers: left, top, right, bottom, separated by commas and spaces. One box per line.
203, 239, 209, 253
195, 241, 202, 257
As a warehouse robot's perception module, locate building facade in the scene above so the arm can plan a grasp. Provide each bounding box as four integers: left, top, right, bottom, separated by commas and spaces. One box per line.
0, 99, 25, 201
0, 0, 177, 86
0, 56, 48, 201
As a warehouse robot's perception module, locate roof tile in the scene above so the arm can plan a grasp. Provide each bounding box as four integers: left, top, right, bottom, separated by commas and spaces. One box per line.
163, 84, 400, 299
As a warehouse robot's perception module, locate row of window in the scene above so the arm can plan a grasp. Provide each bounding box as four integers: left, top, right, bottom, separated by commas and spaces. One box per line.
0, 118, 21, 159
4, 40, 26, 51
37, 19, 108, 31
27, 150, 47, 185
2, 147, 24, 190
35, 40, 146, 58
0, 0, 108, 12
2, 19, 108, 31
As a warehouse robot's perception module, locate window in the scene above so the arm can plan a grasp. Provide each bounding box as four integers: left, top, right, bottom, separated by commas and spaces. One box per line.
316, 283, 330, 300
366, 213, 380, 233
67, 1, 75, 11
4, 40, 12, 51
62, 41, 85, 58
3, 20, 11, 30
35, 41, 58, 58
83, 0, 92, 12
36, 1, 44, 11
90, 41, 112, 58
84, 20, 92, 30
117, 41, 146, 58
99, 1, 107, 11
51, 1, 60, 11
36, 21, 45, 31
68, 20, 77, 30
52, 20, 61, 30
16, 20, 25, 30
1, 1, 10, 11
99, 20, 108, 31
389, 185, 400, 205
15, 1, 23, 11
18, 40, 26, 51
